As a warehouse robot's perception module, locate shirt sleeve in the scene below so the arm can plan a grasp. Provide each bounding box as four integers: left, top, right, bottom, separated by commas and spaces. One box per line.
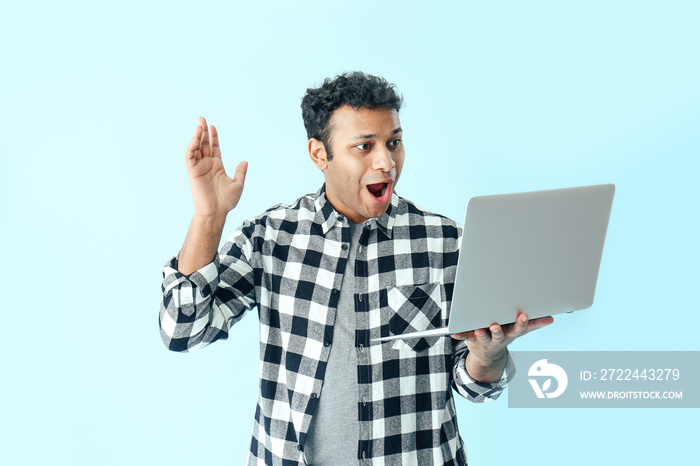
451, 339, 516, 402
159, 228, 257, 352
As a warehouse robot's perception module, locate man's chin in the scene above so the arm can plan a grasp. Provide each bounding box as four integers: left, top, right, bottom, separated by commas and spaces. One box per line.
364, 204, 390, 220
352, 190, 393, 221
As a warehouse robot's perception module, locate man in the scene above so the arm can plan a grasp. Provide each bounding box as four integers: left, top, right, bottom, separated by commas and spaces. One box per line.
160, 72, 552, 465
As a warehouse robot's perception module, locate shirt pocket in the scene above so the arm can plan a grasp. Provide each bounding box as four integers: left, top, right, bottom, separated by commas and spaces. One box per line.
386, 282, 446, 352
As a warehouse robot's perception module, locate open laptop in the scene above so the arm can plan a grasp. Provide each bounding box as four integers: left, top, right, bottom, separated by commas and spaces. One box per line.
373, 183, 615, 343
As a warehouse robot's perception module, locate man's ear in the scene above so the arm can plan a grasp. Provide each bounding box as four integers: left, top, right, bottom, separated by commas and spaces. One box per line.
308, 138, 328, 170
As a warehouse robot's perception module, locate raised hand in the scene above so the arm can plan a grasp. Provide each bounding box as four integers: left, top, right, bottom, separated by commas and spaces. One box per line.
177, 117, 248, 275
186, 116, 248, 218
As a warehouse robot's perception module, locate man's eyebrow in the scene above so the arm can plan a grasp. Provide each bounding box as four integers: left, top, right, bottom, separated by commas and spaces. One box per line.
352, 127, 403, 140
352, 134, 375, 140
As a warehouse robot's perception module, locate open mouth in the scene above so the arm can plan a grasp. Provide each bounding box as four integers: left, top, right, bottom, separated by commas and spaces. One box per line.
366, 181, 391, 203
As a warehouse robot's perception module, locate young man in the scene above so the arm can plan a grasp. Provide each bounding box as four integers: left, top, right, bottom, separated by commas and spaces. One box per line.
160, 72, 552, 465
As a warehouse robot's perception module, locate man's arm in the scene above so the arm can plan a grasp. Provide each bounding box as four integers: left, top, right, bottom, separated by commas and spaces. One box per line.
452, 313, 554, 383
159, 117, 254, 352
178, 117, 248, 275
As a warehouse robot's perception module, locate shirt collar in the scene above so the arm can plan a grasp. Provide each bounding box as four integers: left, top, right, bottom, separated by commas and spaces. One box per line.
313, 184, 398, 237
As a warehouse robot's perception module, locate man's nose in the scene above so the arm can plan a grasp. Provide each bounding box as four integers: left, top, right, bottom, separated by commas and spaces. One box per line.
371, 146, 395, 172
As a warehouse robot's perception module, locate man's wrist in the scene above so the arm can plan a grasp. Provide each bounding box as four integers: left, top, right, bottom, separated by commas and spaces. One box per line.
178, 212, 228, 276
465, 349, 509, 384
192, 211, 228, 231
468, 348, 508, 368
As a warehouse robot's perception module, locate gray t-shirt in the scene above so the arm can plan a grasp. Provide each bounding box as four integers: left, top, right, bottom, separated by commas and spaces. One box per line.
305, 221, 364, 464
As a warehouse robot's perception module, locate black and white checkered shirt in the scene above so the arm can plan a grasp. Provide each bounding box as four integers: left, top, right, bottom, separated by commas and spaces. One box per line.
160, 186, 513, 465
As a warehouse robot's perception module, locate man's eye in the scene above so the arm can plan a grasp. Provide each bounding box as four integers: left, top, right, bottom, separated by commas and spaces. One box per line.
356, 143, 371, 150
389, 138, 402, 147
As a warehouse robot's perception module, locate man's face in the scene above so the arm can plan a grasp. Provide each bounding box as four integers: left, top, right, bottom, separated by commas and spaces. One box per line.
314, 105, 404, 224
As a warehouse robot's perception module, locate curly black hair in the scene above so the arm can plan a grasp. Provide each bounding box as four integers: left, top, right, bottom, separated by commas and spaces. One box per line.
301, 71, 403, 160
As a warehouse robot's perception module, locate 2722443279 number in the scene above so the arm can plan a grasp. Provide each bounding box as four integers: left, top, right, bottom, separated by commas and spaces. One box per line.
598, 368, 680, 381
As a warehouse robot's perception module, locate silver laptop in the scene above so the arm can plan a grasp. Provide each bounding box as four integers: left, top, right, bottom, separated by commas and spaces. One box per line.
373, 184, 615, 342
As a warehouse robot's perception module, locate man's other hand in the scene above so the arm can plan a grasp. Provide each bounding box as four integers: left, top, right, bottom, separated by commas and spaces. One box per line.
451, 313, 554, 383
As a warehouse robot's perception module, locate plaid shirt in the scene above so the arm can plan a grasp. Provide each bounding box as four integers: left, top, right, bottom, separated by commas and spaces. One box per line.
160, 186, 513, 465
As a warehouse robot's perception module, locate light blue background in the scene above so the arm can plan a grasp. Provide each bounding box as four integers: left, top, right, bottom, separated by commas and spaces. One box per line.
2, 1, 698, 464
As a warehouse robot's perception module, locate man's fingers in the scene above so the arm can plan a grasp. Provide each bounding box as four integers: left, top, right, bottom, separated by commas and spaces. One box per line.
506, 314, 554, 340
512, 313, 529, 336
233, 161, 248, 185
199, 117, 211, 157
452, 314, 555, 345
186, 124, 204, 161
450, 331, 472, 341
451, 327, 493, 342
514, 314, 555, 337
525, 316, 554, 334
490, 324, 505, 343
211, 125, 221, 158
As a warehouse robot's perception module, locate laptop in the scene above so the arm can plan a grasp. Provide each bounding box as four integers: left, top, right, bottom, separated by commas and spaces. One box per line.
373, 183, 615, 342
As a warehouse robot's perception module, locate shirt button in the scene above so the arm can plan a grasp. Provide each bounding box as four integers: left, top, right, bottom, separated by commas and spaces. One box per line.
341, 244, 349, 250
358, 344, 364, 352
337, 215, 344, 222
324, 341, 330, 347
362, 396, 367, 406
297, 444, 303, 451
310, 393, 318, 399
331, 289, 339, 295
362, 451, 367, 459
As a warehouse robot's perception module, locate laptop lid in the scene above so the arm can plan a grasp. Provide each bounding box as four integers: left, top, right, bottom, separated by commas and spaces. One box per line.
372, 183, 615, 342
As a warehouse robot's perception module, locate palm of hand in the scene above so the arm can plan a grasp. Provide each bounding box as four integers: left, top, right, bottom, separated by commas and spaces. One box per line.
186, 117, 247, 217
